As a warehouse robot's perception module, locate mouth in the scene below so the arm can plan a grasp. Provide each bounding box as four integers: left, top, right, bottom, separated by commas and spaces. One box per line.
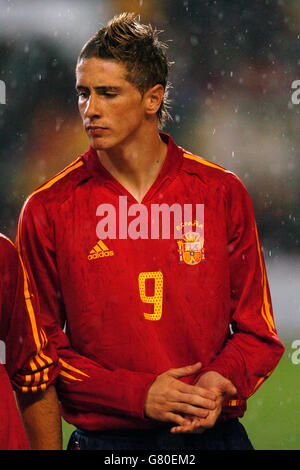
86, 126, 108, 136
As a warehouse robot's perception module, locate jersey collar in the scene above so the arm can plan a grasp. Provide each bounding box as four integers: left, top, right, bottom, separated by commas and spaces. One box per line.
81, 132, 183, 202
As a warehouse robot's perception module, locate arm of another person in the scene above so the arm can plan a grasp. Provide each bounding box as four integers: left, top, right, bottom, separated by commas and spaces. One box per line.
16, 386, 61, 450
1, 237, 62, 449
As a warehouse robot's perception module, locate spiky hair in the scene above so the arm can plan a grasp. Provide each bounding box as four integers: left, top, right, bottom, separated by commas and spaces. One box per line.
78, 13, 172, 126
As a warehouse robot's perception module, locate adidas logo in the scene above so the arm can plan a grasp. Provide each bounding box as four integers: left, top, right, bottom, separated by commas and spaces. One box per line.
88, 240, 114, 260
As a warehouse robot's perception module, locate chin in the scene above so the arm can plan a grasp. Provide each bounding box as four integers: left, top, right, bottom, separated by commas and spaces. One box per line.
90, 135, 126, 152
90, 137, 113, 151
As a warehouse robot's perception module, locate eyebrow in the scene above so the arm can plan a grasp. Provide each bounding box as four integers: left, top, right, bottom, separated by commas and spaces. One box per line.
75, 85, 121, 93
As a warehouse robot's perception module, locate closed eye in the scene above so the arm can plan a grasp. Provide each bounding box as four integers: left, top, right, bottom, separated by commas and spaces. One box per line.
102, 91, 117, 98
97, 88, 119, 98
95, 86, 120, 97
75, 86, 120, 99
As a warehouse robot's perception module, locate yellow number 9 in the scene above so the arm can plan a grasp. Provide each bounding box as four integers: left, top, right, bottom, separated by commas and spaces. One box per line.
138, 271, 163, 321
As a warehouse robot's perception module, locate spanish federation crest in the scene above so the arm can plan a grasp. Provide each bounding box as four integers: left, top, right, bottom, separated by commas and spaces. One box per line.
177, 231, 205, 265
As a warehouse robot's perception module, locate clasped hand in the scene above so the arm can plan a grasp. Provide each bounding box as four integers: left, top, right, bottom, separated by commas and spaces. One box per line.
144, 363, 237, 434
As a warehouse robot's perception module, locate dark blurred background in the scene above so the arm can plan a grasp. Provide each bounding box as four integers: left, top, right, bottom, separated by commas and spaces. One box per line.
0, 0, 299, 336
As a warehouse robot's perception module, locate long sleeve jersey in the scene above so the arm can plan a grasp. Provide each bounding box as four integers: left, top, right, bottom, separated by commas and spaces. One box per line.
16, 133, 284, 431
0, 234, 59, 449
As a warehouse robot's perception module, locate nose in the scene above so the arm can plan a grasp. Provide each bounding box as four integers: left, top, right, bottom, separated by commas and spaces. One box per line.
84, 94, 101, 119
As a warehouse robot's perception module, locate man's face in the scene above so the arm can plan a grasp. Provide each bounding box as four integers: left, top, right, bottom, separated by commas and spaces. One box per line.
76, 57, 146, 151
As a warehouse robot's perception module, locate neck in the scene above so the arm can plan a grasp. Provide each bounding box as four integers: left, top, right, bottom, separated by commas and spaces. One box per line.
96, 128, 168, 203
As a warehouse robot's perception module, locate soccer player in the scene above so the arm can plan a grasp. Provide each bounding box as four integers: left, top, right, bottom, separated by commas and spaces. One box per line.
0, 234, 61, 450
16, 13, 284, 450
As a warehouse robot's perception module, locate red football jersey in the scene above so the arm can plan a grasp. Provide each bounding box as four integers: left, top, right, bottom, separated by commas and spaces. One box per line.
0, 235, 59, 449
16, 133, 284, 431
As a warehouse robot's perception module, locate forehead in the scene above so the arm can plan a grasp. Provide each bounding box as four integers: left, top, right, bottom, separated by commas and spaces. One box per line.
76, 57, 128, 85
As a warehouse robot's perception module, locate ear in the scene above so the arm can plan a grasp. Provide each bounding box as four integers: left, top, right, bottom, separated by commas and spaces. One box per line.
144, 84, 165, 117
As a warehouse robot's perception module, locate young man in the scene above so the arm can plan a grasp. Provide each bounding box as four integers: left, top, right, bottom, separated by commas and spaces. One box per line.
0, 234, 61, 450
16, 13, 284, 450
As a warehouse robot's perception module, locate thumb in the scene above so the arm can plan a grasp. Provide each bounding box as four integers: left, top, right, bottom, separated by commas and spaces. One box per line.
221, 380, 237, 397
168, 362, 202, 379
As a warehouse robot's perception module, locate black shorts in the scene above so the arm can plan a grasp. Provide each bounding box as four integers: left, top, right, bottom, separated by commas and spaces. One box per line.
67, 418, 254, 451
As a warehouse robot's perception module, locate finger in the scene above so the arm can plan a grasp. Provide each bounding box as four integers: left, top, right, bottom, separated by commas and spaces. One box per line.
172, 402, 210, 419
222, 381, 237, 397
176, 382, 218, 402
176, 391, 217, 410
171, 426, 204, 434
170, 419, 206, 434
165, 412, 193, 427
168, 362, 202, 379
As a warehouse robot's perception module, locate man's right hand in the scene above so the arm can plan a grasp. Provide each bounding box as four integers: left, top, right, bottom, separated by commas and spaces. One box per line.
144, 362, 218, 427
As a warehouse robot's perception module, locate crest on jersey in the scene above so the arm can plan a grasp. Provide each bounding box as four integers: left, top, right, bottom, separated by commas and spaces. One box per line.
177, 230, 205, 266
